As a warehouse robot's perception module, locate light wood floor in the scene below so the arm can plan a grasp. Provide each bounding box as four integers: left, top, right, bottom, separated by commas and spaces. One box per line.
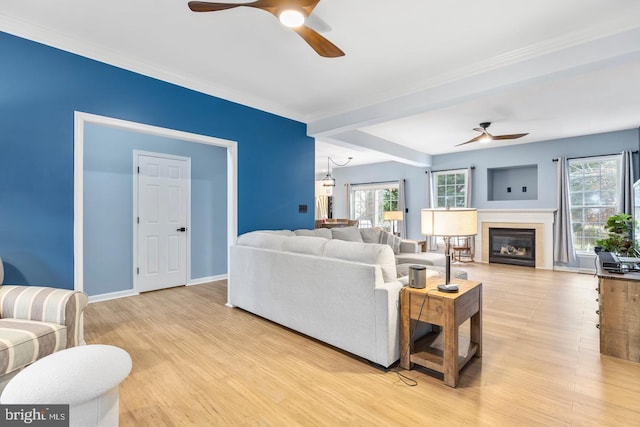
84, 263, 640, 426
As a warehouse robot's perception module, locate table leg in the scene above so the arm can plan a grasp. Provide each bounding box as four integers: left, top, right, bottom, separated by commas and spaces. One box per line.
400, 289, 411, 370
443, 299, 458, 387
471, 288, 483, 357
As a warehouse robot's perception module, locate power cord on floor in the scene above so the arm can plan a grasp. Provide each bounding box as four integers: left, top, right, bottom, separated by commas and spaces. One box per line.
389, 287, 439, 387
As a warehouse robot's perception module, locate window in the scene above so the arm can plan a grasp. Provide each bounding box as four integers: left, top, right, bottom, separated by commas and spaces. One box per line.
568, 155, 620, 252
432, 169, 468, 208
350, 182, 399, 230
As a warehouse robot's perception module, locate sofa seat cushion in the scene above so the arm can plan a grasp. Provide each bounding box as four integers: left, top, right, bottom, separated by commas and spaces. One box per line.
395, 252, 447, 267
0, 319, 67, 376
323, 240, 397, 283
396, 264, 468, 280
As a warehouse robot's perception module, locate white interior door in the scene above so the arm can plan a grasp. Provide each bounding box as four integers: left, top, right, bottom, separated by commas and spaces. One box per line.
135, 152, 190, 293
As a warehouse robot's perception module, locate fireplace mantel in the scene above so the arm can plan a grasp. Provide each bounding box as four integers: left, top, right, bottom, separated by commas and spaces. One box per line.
475, 209, 556, 269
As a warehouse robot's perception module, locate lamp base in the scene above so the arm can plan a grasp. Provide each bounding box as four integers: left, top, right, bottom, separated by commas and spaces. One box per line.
437, 284, 459, 293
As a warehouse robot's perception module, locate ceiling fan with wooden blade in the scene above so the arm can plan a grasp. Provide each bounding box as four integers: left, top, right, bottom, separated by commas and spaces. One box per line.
188, 0, 345, 58
456, 122, 529, 147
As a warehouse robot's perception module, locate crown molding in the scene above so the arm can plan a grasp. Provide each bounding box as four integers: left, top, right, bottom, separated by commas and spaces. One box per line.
0, 14, 305, 123
308, 22, 640, 137
308, 17, 640, 127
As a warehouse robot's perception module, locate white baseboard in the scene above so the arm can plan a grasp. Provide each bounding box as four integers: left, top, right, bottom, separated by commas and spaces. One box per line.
188, 274, 227, 286
89, 289, 139, 303
88, 275, 226, 303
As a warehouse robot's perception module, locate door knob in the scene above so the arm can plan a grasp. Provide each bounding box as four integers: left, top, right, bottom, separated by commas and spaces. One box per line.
177, 227, 187, 232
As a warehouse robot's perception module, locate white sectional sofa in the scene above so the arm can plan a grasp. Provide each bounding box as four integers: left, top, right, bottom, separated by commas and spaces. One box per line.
229, 230, 408, 368
229, 227, 466, 367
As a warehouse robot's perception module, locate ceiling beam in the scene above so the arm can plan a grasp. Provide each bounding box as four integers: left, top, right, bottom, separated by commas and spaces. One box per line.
308, 25, 640, 140
321, 130, 431, 167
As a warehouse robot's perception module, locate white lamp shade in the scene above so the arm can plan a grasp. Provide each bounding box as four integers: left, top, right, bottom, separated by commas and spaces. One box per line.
421, 208, 478, 236
384, 210, 404, 221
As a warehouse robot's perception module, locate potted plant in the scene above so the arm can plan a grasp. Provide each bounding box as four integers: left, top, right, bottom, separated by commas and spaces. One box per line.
595, 212, 639, 256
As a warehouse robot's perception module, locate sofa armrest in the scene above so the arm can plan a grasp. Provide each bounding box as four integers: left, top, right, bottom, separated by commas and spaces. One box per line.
399, 240, 419, 254
0, 286, 89, 348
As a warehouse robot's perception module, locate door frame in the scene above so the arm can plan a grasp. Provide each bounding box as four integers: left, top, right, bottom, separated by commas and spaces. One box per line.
74, 111, 238, 300
133, 150, 191, 293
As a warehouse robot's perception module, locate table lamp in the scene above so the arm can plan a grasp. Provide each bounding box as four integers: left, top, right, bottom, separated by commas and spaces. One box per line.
421, 207, 478, 292
384, 210, 403, 236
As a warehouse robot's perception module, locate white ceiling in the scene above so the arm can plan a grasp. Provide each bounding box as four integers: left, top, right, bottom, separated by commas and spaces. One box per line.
2, 0, 640, 175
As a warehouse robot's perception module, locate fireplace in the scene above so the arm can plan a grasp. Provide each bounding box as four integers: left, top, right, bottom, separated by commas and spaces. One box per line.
489, 228, 536, 267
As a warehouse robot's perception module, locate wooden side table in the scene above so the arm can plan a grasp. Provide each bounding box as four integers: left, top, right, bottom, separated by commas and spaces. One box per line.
400, 278, 482, 387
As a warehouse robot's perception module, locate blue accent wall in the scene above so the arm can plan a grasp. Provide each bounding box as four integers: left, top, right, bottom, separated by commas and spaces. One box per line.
84, 124, 227, 296
0, 31, 314, 289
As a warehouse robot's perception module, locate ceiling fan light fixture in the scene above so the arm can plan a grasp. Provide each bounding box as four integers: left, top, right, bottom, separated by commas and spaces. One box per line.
479, 134, 492, 143
278, 9, 306, 28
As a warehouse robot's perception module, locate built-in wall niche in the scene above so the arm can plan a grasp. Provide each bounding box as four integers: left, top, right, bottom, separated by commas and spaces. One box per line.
487, 164, 538, 201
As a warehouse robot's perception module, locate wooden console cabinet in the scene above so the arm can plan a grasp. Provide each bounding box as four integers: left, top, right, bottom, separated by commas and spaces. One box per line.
596, 264, 640, 362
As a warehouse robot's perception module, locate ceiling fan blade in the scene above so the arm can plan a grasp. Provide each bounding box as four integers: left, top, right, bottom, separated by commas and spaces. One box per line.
188, 1, 244, 12
472, 127, 484, 133
306, 12, 332, 33
188, 1, 301, 13
455, 134, 486, 147
492, 133, 529, 140
293, 26, 344, 57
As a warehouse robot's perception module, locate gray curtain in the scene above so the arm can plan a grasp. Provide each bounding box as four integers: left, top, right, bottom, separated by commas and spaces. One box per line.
398, 179, 407, 238
554, 157, 575, 263
619, 150, 634, 215
465, 167, 475, 256
465, 167, 473, 208
345, 183, 351, 219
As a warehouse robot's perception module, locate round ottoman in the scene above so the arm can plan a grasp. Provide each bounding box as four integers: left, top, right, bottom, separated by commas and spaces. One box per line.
0, 344, 132, 427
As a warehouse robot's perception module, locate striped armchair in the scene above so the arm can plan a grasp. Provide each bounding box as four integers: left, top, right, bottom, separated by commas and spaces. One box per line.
0, 285, 89, 390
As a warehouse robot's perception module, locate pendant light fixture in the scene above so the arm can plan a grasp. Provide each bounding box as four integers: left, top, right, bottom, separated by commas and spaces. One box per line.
322, 156, 353, 187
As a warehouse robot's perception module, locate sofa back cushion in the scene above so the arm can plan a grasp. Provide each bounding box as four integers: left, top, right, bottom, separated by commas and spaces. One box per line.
236, 232, 289, 251
281, 236, 328, 256
331, 227, 364, 243
294, 228, 332, 239
359, 227, 381, 244
323, 240, 397, 283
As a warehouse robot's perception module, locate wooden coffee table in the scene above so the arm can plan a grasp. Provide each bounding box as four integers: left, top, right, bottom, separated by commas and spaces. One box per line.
399, 278, 482, 387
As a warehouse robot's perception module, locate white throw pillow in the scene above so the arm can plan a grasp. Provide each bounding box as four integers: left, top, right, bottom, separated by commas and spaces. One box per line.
331, 227, 364, 243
